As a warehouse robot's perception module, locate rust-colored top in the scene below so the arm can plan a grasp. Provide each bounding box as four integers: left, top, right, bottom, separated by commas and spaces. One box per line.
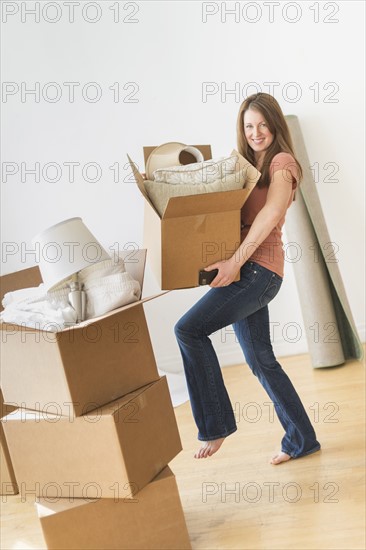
240, 152, 299, 278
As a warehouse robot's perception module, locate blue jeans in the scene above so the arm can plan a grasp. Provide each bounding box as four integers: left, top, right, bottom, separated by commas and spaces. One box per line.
174, 261, 321, 459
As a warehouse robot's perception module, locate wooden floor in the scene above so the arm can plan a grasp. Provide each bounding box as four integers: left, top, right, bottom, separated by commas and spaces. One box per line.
1, 350, 365, 550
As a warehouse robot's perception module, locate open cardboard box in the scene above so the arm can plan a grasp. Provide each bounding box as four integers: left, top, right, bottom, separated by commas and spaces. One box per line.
127, 145, 260, 290
0, 389, 18, 495
0, 249, 162, 417
2, 376, 182, 500
35, 466, 191, 549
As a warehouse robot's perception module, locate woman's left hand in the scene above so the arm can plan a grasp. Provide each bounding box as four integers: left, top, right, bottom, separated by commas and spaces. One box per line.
205, 256, 241, 288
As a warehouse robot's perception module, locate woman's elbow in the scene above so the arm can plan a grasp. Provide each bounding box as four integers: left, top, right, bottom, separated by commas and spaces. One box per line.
267, 206, 286, 225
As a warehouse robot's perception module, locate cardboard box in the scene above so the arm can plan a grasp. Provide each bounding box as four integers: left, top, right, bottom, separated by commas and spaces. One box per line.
128, 145, 259, 290
0, 389, 18, 495
36, 466, 191, 549
2, 377, 182, 499
0, 249, 162, 417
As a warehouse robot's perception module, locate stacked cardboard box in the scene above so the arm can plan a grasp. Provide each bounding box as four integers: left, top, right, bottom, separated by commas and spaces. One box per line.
35, 466, 190, 550
0, 250, 191, 549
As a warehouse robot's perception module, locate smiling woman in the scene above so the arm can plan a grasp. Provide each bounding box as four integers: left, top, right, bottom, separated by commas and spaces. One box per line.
237, 93, 303, 190
174, 93, 320, 464
244, 111, 274, 156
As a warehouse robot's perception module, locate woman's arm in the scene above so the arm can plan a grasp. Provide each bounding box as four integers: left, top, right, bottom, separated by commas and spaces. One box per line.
207, 169, 294, 287
236, 169, 294, 266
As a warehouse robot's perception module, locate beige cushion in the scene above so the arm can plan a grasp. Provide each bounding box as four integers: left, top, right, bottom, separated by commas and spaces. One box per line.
153, 155, 238, 184
144, 168, 248, 217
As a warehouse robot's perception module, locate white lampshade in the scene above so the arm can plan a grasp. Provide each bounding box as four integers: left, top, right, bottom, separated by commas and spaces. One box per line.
32, 217, 110, 291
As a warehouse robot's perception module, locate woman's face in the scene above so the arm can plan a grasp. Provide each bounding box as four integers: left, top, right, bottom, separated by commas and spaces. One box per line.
243, 108, 274, 159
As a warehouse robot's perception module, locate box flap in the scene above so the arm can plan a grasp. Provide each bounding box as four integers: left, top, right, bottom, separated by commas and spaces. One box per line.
229, 149, 261, 192
162, 188, 249, 219
118, 248, 146, 292
138, 290, 170, 305
127, 154, 161, 217
62, 290, 170, 332
36, 498, 90, 517
143, 144, 212, 166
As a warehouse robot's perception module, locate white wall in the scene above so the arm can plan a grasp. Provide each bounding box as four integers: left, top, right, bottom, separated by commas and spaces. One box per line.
2, 1, 365, 378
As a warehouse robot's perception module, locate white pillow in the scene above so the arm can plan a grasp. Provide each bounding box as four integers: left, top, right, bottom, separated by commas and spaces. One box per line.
144, 167, 248, 217
83, 273, 141, 318
78, 253, 141, 318
78, 254, 126, 284
153, 155, 238, 185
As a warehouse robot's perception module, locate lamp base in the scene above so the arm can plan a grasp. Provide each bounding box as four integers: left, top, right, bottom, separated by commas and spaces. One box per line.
68, 284, 86, 323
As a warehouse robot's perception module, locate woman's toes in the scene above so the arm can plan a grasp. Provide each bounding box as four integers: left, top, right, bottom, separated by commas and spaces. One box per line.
270, 451, 291, 465
194, 438, 226, 459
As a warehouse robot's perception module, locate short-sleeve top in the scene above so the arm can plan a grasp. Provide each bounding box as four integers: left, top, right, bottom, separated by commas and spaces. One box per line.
240, 152, 299, 278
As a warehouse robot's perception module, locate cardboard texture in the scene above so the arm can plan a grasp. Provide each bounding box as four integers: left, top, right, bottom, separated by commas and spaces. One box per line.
0, 249, 162, 417
128, 145, 260, 290
36, 466, 191, 549
0, 389, 18, 495
2, 377, 182, 499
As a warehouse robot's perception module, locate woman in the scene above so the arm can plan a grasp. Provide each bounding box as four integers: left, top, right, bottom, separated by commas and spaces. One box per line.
174, 93, 321, 464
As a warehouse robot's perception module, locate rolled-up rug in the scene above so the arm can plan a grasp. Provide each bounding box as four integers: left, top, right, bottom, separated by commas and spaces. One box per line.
285, 115, 363, 367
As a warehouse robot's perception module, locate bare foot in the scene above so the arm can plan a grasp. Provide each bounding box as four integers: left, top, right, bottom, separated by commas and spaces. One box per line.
270, 451, 291, 465
194, 437, 225, 459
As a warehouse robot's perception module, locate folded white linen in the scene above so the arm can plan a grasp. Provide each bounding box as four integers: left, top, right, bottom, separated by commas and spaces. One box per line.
153, 155, 238, 184
145, 166, 248, 217
0, 284, 76, 331
0, 254, 142, 331
2, 285, 46, 307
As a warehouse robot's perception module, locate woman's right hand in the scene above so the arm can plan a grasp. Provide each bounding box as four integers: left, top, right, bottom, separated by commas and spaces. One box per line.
205, 256, 241, 288
141, 172, 147, 180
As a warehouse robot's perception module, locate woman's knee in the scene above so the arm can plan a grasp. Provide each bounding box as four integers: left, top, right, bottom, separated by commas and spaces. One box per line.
174, 314, 205, 342
174, 316, 193, 340
174, 318, 184, 339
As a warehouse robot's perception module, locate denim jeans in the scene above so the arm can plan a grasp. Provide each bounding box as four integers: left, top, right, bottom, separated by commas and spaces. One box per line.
174, 261, 321, 459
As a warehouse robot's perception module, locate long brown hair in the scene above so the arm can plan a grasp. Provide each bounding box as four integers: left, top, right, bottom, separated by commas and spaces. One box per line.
236, 93, 302, 188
